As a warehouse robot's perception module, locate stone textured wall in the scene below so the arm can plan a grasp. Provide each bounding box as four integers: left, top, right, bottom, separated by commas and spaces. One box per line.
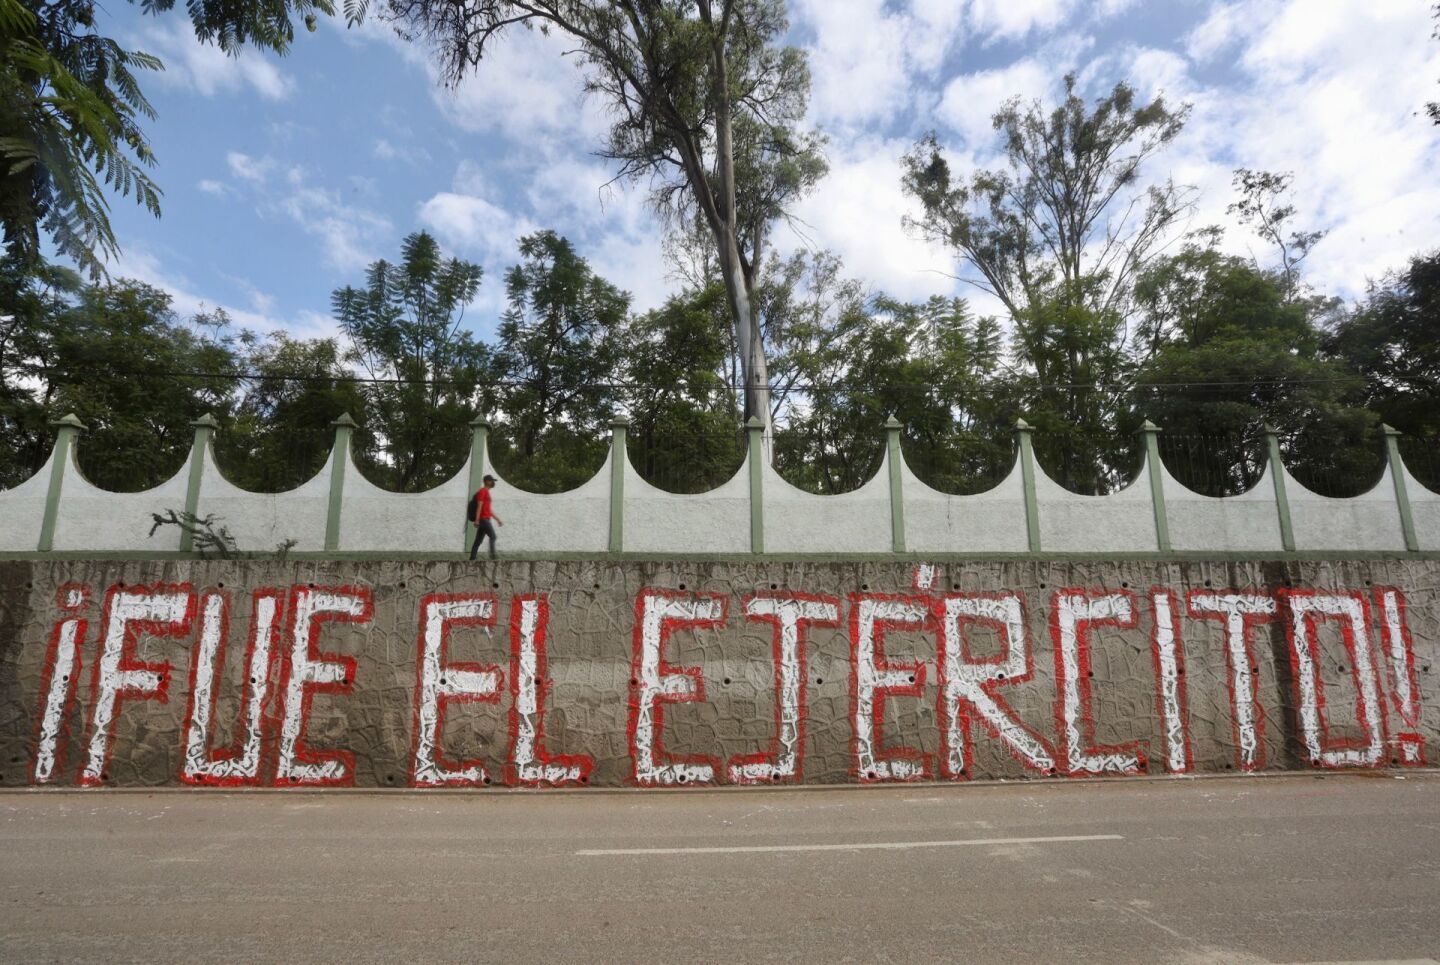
0, 558, 1434, 788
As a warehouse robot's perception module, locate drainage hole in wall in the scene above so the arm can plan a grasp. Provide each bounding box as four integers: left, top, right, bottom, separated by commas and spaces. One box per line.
770, 583, 778, 590
1224, 764, 1232, 770
1046, 767, 1056, 776
1087, 671, 1094, 679
440, 677, 447, 686
482, 776, 491, 786
865, 771, 876, 780
100, 772, 109, 781
385, 774, 395, 784
723, 678, 731, 685
307, 582, 315, 589
398, 582, 406, 590
116, 582, 125, 588
1392, 758, 1400, 765
1121, 581, 1129, 588
492, 582, 499, 589
861, 584, 869, 591
997, 673, 1006, 680
1039, 583, 1046, 589
1365, 579, 1372, 586
1338, 665, 1346, 673
679, 583, 686, 590
593, 583, 601, 590
907, 675, 915, 684
771, 773, 781, 782
249, 676, 257, 685
815, 678, 823, 685
579, 775, 588, 784
290, 775, 299, 783
217, 582, 225, 589
678, 774, 687, 784
61, 674, 68, 682
630, 678, 638, 686
25, 582, 32, 589
1424, 665, 1431, 673
1204, 580, 1212, 587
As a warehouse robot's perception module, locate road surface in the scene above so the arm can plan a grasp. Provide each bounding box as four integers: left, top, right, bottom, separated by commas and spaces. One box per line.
2, 773, 1439, 963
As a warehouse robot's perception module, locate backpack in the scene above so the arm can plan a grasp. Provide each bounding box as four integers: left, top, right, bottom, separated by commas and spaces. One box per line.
465, 491, 479, 522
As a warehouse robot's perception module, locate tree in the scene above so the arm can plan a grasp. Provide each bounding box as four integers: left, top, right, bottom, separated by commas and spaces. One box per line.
377, 0, 826, 437
1134, 240, 1379, 497
901, 74, 1192, 493
492, 230, 626, 491
1429, 3, 1439, 125
331, 231, 488, 492
218, 332, 369, 491
1227, 169, 1326, 300
1327, 250, 1440, 442
1, 0, 335, 278
622, 284, 742, 492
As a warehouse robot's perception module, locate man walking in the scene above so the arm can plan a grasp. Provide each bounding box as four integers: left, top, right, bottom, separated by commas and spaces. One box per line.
469, 474, 503, 560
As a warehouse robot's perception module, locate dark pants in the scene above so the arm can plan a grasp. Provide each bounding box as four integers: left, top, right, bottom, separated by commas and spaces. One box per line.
469, 519, 498, 560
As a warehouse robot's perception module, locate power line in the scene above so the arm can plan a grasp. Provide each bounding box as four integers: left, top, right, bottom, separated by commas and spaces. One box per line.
25, 365, 1367, 394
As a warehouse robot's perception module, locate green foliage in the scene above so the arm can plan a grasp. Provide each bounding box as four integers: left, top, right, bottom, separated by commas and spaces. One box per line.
0, 0, 162, 278
1327, 250, 1440, 442
902, 73, 1192, 493
623, 284, 742, 493
491, 230, 626, 492
1134, 241, 1380, 497
0, 0, 334, 279
332, 231, 487, 492
375, 0, 825, 424
216, 333, 368, 492
765, 251, 1012, 494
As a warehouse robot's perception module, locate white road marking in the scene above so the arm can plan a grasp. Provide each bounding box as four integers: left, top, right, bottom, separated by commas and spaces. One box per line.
577, 834, 1123, 856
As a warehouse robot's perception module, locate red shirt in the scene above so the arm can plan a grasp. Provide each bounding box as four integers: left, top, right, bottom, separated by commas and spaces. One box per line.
474, 487, 493, 520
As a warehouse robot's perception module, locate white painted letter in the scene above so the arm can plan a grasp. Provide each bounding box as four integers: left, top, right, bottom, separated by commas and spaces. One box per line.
182, 589, 282, 786
937, 592, 1054, 779
1050, 589, 1146, 777
80, 583, 196, 786
411, 593, 500, 787
851, 595, 932, 782
510, 595, 592, 786
728, 593, 840, 785
1284, 591, 1384, 769
32, 583, 90, 784
275, 584, 372, 786
1149, 589, 1192, 774
628, 589, 726, 786
1187, 590, 1278, 772
1374, 587, 1425, 765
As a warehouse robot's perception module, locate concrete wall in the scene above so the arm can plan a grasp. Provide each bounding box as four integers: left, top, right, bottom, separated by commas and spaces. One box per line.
2, 420, 1438, 556
1, 558, 1434, 788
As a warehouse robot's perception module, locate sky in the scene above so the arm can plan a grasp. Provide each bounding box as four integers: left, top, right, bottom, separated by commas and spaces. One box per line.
99, 0, 1440, 344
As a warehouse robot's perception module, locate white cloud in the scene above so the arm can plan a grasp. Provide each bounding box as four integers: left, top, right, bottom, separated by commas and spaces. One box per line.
374, 138, 432, 166
795, 0, 967, 129
937, 58, 1056, 147
965, 0, 1070, 43
139, 22, 293, 101
196, 179, 230, 197
108, 246, 339, 341
221, 154, 393, 273
779, 136, 960, 304
226, 152, 275, 184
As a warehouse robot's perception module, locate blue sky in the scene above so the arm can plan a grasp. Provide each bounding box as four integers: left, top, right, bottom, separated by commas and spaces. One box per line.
101, 0, 1440, 343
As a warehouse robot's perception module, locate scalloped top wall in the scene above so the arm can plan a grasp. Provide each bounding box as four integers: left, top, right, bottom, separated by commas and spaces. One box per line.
1, 416, 1434, 556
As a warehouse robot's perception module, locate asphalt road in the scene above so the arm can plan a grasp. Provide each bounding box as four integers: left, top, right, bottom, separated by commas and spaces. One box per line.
2, 774, 1439, 964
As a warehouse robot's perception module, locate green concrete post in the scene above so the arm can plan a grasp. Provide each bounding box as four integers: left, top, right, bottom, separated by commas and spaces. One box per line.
1014, 418, 1041, 553
1383, 424, 1419, 552
747, 416, 765, 554
1139, 420, 1171, 553
885, 415, 906, 553
1265, 425, 1296, 552
464, 416, 489, 552
609, 416, 629, 553
37, 413, 85, 553
179, 414, 219, 554
324, 413, 356, 553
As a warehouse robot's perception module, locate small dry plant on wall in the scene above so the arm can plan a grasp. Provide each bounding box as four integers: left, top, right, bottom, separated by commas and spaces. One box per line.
149, 509, 299, 560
